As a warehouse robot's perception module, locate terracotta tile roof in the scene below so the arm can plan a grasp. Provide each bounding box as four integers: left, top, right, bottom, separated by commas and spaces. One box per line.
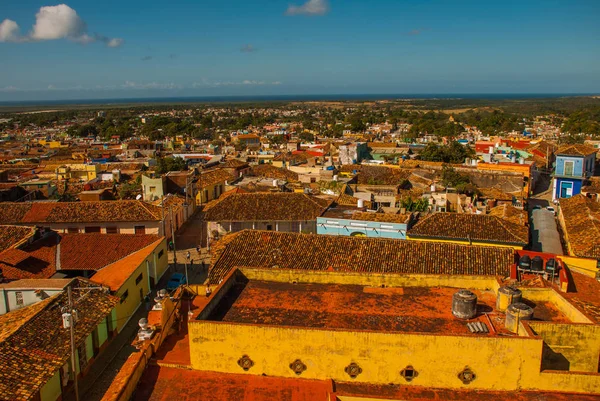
0, 200, 162, 224
409, 213, 529, 246
336, 381, 600, 401
250, 164, 299, 182
336, 184, 373, 208
0, 295, 56, 342
0, 225, 34, 252
197, 169, 232, 189
90, 238, 164, 291
556, 144, 597, 157
582, 177, 600, 194
134, 366, 332, 401
204, 193, 330, 222
58, 234, 163, 271
0, 235, 57, 281
355, 166, 412, 185
559, 194, 600, 259
0, 279, 71, 290
208, 230, 515, 284
0, 233, 163, 280
488, 204, 528, 226
222, 158, 249, 168
0, 278, 118, 401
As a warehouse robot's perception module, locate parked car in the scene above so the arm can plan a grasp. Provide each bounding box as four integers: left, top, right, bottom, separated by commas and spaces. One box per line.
546, 206, 556, 216
166, 272, 186, 290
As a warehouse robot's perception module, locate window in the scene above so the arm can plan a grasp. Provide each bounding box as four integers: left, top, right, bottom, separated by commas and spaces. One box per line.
149, 186, 156, 193
231, 222, 242, 232
158, 249, 164, 259
135, 273, 143, 285
85, 226, 101, 233
15, 291, 24, 307
120, 290, 129, 304
67, 227, 79, 234
400, 365, 418, 382
291, 222, 300, 232
266, 224, 273, 231
78, 343, 88, 372
106, 226, 118, 234
564, 160, 574, 176
134, 226, 146, 234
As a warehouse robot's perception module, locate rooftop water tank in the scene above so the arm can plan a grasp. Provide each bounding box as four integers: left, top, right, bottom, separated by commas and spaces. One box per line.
496, 286, 522, 312
505, 303, 534, 334
452, 290, 478, 320
518, 255, 531, 271
531, 256, 544, 272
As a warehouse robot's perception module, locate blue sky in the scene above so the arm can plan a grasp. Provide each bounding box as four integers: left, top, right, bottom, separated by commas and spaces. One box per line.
1, 0, 599, 101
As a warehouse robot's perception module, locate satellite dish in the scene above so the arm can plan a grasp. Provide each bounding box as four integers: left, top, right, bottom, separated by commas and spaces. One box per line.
136, 194, 142, 200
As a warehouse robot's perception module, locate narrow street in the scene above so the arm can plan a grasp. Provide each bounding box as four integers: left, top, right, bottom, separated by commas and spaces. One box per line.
529, 172, 564, 254
71, 209, 210, 401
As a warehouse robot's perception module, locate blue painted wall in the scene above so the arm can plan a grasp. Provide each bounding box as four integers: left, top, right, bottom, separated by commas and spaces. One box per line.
316, 217, 407, 239
555, 154, 595, 177
554, 177, 583, 199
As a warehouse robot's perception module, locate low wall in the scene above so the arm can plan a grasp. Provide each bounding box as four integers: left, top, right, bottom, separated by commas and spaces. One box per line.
240, 268, 501, 292
101, 291, 182, 401
528, 322, 600, 373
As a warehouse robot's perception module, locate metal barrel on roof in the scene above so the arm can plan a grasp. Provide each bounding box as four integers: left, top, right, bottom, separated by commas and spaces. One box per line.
496, 286, 522, 312
505, 302, 534, 334
452, 289, 478, 320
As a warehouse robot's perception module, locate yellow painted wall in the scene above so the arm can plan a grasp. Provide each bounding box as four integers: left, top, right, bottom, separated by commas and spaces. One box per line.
520, 288, 592, 324
196, 183, 225, 205
528, 322, 600, 373
406, 235, 524, 250
240, 268, 501, 292
40, 370, 61, 401
112, 243, 168, 332
558, 255, 599, 279
189, 321, 600, 394
189, 322, 544, 391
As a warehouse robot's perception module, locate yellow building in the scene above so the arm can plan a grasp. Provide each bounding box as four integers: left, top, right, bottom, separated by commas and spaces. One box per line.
108, 230, 600, 400
38, 139, 68, 148
90, 237, 168, 331
55, 163, 101, 181
184, 267, 600, 397
196, 169, 231, 205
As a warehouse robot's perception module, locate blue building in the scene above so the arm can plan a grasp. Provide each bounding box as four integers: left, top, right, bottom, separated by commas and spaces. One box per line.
317, 207, 413, 240
552, 145, 596, 201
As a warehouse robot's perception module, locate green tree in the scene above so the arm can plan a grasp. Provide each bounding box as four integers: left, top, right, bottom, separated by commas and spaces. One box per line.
155, 157, 188, 174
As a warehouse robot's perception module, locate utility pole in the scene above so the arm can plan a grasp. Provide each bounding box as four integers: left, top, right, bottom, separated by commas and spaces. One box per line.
67, 286, 79, 401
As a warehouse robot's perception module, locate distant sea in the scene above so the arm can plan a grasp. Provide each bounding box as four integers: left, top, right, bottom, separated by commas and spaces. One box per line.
0, 93, 596, 107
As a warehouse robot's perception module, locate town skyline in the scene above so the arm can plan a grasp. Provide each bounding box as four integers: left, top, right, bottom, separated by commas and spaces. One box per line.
1, 0, 600, 101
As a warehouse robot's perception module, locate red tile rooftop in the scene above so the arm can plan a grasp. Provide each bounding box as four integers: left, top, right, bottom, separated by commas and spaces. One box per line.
335, 382, 600, 401
204, 280, 569, 335
134, 366, 333, 401
133, 366, 600, 401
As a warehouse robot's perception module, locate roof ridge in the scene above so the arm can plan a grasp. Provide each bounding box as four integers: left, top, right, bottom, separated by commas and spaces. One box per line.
493, 215, 528, 243
138, 200, 162, 220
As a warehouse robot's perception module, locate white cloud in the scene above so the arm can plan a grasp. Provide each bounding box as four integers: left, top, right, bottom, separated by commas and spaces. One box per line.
31, 4, 87, 41
192, 79, 282, 88
122, 81, 182, 90
0, 86, 20, 92
0, 4, 123, 47
0, 19, 23, 42
285, 0, 329, 16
